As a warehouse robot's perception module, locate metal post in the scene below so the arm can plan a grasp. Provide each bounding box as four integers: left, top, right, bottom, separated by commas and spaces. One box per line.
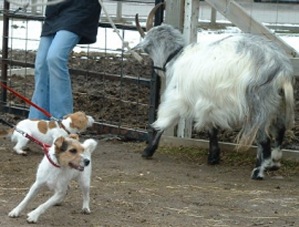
154, 0, 164, 26
1, 1, 10, 111
148, 0, 164, 142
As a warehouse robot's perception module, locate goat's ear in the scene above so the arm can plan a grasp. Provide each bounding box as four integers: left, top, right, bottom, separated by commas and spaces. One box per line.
132, 43, 143, 51
132, 39, 149, 52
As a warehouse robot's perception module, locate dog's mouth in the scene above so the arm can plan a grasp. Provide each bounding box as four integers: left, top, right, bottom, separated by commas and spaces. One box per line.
69, 162, 84, 172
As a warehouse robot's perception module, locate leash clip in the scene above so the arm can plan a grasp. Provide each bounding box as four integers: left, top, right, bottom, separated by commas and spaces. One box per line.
50, 116, 61, 122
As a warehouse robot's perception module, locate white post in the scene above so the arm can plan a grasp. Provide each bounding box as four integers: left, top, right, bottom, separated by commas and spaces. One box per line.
176, 0, 199, 138
210, 8, 216, 26
31, 0, 37, 14
165, 0, 185, 31
116, 1, 122, 22
163, 0, 185, 136
183, 0, 199, 43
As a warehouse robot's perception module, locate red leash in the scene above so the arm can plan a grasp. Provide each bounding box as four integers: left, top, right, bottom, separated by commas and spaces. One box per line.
0, 81, 59, 121
13, 127, 60, 168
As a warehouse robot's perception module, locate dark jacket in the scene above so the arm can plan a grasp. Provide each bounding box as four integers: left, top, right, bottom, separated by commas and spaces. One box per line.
41, 0, 101, 44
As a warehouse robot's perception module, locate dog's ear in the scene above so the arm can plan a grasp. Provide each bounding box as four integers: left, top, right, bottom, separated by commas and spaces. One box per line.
54, 136, 68, 152
68, 133, 79, 141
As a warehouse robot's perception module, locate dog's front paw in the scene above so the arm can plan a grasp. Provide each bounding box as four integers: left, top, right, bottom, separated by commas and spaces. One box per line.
26, 211, 39, 223
8, 208, 21, 218
14, 148, 28, 155
82, 207, 91, 214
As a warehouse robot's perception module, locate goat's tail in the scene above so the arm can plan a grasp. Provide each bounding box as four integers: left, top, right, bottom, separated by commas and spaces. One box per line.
236, 127, 259, 151
282, 81, 295, 130
236, 76, 295, 151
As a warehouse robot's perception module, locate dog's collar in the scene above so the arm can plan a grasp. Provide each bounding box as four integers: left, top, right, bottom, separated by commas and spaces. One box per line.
42, 144, 60, 168
58, 121, 71, 135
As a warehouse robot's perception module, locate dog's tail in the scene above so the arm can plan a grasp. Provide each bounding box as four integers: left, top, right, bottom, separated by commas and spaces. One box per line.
82, 139, 98, 157
0, 128, 14, 137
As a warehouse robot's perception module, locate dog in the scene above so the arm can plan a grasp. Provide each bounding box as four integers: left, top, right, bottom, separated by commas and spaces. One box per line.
8, 135, 98, 223
1, 111, 94, 155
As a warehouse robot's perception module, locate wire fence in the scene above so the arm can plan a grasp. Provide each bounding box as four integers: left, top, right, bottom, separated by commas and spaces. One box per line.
0, 0, 162, 141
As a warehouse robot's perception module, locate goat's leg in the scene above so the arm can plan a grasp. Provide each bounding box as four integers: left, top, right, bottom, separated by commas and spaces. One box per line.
207, 127, 220, 165
251, 129, 271, 180
142, 130, 164, 158
252, 118, 286, 180
267, 119, 286, 171
143, 96, 180, 158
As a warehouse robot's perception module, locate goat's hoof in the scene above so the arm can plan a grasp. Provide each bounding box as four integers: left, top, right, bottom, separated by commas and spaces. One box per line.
251, 168, 264, 180
207, 158, 220, 165
141, 152, 153, 159
207, 154, 220, 165
141, 147, 155, 159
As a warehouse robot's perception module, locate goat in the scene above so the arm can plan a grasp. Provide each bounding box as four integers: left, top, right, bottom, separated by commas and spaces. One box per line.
133, 15, 295, 180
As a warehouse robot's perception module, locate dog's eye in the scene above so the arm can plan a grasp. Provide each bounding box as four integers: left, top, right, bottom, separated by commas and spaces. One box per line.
69, 149, 77, 154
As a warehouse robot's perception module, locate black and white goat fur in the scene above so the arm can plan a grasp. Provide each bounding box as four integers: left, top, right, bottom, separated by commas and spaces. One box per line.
134, 24, 295, 180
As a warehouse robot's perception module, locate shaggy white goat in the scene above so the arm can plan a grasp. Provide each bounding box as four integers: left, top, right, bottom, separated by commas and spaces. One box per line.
134, 24, 295, 180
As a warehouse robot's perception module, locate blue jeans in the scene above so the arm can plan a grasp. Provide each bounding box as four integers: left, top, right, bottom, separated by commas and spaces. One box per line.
28, 30, 80, 120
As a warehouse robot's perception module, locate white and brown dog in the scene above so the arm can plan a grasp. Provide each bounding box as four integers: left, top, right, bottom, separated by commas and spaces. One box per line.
8, 135, 98, 223
3, 111, 94, 155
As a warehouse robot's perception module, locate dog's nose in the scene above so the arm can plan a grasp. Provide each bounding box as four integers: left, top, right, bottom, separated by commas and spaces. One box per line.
84, 159, 90, 166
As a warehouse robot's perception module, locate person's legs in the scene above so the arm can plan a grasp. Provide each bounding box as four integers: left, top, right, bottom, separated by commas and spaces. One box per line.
47, 30, 80, 119
28, 35, 54, 119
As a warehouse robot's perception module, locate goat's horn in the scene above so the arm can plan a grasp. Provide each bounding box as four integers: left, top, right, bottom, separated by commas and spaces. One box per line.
135, 13, 145, 38
145, 2, 165, 32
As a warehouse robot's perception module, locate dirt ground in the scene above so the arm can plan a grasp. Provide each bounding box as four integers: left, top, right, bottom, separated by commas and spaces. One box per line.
0, 135, 298, 227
